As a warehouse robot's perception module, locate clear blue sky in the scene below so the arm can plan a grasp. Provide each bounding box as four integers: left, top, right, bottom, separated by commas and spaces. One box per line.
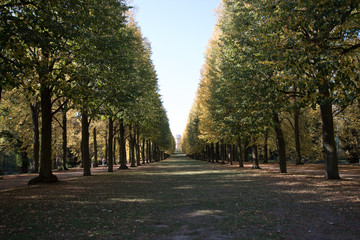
130, 0, 220, 136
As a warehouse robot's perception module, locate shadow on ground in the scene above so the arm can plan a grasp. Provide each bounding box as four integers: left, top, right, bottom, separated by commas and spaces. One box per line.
0, 155, 359, 240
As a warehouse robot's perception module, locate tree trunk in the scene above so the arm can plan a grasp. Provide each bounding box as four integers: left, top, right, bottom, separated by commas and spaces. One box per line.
104, 131, 108, 162
210, 143, 215, 163
232, 144, 237, 164
151, 142, 155, 162
153, 144, 159, 162
136, 126, 141, 166
215, 142, 220, 163
30, 102, 40, 173
147, 140, 151, 163
319, 91, 340, 179
29, 85, 58, 185
118, 119, 128, 169
142, 137, 146, 164
157, 146, 160, 162
81, 108, 91, 176
146, 140, 151, 163
113, 135, 117, 165
237, 139, 244, 167
244, 138, 250, 162
153, 144, 157, 162
108, 117, 113, 172
21, 147, 29, 173
227, 144, 233, 165
294, 108, 303, 165
251, 143, 261, 169
129, 125, 136, 167
93, 127, 98, 167
62, 103, 68, 170
272, 111, 287, 173
221, 143, 225, 164
205, 145, 210, 162
263, 132, 269, 163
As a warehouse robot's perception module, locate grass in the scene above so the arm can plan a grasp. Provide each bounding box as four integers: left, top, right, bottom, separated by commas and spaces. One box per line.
1, 154, 360, 239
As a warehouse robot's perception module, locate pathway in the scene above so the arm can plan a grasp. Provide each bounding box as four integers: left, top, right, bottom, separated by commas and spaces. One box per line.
1, 158, 359, 191
1, 154, 359, 240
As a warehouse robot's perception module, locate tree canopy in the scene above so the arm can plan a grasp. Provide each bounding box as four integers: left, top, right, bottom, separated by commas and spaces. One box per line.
0, 0, 174, 183
182, 0, 360, 179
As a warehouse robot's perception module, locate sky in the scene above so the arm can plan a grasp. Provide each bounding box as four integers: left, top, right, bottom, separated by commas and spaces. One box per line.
130, 0, 220, 136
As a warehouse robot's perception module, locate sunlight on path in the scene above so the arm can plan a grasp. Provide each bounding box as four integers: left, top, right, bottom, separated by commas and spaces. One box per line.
1, 154, 359, 240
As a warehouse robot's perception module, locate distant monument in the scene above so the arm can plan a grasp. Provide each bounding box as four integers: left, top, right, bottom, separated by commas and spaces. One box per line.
175, 134, 181, 150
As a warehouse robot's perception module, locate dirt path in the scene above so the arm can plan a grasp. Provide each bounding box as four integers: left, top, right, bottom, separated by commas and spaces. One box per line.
0, 165, 119, 191
1, 160, 358, 191
1, 155, 360, 240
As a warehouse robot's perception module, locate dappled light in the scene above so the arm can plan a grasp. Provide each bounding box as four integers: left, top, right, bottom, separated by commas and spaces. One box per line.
173, 185, 195, 190
186, 210, 224, 217
1, 156, 359, 239
109, 198, 154, 203
1, 0, 360, 239
145, 170, 229, 176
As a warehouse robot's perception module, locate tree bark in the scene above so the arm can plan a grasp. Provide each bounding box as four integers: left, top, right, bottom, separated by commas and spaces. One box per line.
129, 125, 136, 167
251, 143, 261, 169
244, 138, 250, 162
210, 143, 215, 163
215, 142, 220, 163
113, 135, 117, 165
147, 139, 151, 162
20, 145, 29, 174
294, 108, 303, 165
118, 118, 128, 169
221, 142, 226, 164
319, 90, 340, 179
153, 144, 157, 162
227, 144, 233, 165
142, 137, 146, 164
108, 117, 113, 172
30, 102, 40, 173
29, 85, 58, 185
153, 144, 159, 162
62, 102, 68, 170
93, 127, 98, 167
206, 145, 210, 162
272, 111, 287, 173
104, 131, 108, 162
263, 132, 269, 163
136, 126, 141, 166
81, 108, 91, 176
157, 146, 160, 162
237, 139, 244, 167
147, 140, 151, 163
232, 144, 237, 165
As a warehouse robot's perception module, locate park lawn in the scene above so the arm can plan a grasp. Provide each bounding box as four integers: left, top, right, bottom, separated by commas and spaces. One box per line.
0, 155, 359, 240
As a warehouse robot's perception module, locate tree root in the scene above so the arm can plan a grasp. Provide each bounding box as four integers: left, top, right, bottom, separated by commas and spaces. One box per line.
28, 174, 59, 185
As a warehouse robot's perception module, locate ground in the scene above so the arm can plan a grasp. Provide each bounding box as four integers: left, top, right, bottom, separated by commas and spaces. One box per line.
0, 154, 359, 239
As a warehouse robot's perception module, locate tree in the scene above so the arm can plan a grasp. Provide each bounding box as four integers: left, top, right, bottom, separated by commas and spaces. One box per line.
213, 0, 288, 172
265, 0, 360, 179
1, 0, 96, 184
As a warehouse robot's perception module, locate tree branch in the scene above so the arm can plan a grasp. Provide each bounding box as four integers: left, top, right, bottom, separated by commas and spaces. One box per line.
342, 43, 360, 54
277, 89, 306, 98
53, 116, 63, 128
51, 99, 68, 117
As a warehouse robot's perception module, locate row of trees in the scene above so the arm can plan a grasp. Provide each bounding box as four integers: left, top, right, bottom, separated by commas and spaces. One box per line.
0, 0, 174, 184
181, 0, 360, 179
